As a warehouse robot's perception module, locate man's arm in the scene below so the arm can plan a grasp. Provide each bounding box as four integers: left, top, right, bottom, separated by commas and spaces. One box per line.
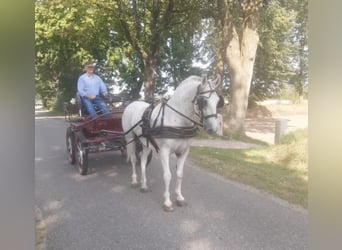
77, 76, 86, 97
99, 77, 108, 96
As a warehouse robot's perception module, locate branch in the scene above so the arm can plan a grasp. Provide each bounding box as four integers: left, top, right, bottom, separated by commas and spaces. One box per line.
116, 0, 147, 60
149, 0, 174, 57
132, 0, 141, 38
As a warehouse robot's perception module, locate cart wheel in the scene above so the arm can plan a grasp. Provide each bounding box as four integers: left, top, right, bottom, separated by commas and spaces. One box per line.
75, 132, 88, 175
66, 127, 76, 164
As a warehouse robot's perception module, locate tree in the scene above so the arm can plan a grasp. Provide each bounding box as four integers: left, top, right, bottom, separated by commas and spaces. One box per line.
156, 2, 206, 93
203, 0, 302, 135
110, 0, 175, 99
251, 0, 296, 102
217, 0, 266, 135
35, 0, 307, 118
251, 0, 308, 102
289, 0, 308, 100
35, 0, 115, 109
98, 0, 205, 99
35, 0, 203, 107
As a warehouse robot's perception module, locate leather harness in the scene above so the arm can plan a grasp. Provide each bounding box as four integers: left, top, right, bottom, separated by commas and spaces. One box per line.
138, 84, 222, 152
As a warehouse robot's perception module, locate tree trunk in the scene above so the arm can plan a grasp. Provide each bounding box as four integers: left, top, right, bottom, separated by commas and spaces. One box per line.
223, 1, 261, 135
227, 27, 259, 135
214, 45, 225, 87
143, 55, 157, 100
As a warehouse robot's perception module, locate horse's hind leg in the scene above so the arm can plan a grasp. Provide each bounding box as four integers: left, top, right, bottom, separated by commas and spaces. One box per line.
125, 137, 139, 188
139, 147, 152, 193
175, 147, 190, 207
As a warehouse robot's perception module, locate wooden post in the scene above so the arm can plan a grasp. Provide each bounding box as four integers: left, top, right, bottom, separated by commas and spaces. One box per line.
274, 119, 288, 144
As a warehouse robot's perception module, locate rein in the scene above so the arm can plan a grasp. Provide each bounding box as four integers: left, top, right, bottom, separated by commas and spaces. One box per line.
164, 101, 203, 127
103, 81, 220, 150
141, 100, 199, 139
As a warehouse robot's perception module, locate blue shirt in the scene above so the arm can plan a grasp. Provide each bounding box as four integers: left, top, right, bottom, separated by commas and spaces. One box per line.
77, 73, 107, 97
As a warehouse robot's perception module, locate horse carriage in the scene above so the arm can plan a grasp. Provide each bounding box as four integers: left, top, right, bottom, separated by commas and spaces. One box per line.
65, 75, 224, 211
65, 94, 128, 175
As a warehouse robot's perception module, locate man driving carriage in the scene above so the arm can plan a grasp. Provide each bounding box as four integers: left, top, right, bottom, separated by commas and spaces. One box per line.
77, 61, 110, 119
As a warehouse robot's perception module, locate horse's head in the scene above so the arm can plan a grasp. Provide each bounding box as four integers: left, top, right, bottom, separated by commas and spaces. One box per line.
194, 75, 224, 134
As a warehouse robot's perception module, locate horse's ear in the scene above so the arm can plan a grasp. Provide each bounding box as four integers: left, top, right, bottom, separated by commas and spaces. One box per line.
213, 75, 222, 89
200, 74, 208, 89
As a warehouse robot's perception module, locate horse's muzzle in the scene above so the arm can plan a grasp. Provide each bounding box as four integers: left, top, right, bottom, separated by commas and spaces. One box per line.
205, 127, 217, 134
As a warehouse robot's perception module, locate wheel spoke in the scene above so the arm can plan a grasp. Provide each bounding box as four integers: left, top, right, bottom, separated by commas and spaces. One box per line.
77, 141, 83, 165
76, 139, 87, 175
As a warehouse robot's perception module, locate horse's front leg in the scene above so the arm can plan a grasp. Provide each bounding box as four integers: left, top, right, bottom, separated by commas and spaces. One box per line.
175, 147, 190, 207
160, 148, 173, 212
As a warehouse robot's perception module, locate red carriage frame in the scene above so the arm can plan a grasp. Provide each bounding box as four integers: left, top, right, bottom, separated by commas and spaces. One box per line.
65, 96, 127, 175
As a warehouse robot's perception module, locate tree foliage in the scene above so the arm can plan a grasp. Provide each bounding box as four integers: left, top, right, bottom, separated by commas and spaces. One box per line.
35, 0, 113, 109
289, 0, 308, 98
103, 0, 205, 99
35, 0, 308, 129
251, 0, 308, 102
251, 0, 296, 102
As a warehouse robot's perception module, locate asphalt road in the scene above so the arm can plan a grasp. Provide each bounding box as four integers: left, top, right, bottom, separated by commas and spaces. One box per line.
35, 116, 308, 250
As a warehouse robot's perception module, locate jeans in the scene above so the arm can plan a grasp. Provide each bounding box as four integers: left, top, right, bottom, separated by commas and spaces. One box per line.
82, 95, 109, 119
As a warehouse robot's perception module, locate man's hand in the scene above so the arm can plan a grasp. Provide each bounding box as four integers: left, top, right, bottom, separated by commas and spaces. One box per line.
85, 94, 96, 99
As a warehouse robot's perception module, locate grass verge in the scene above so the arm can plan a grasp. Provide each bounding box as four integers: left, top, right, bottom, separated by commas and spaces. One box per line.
195, 128, 269, 146
190, 128, 308, 208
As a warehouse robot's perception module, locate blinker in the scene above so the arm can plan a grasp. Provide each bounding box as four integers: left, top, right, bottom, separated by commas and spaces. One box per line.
197, 97, 207, 110
217, 95, 224, 109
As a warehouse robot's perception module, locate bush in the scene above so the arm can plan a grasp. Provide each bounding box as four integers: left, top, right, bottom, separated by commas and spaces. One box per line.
280, 128, 308, 144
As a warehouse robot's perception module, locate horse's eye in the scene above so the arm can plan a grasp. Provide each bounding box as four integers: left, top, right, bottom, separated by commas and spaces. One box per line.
217, 95, 224, 108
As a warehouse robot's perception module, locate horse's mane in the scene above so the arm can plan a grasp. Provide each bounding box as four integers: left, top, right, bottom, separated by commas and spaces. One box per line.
172, 76, 202, 95
177, 75, 202, 87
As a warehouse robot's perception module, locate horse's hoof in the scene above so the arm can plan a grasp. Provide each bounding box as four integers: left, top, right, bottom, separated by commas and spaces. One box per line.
140, 187, 149, 193
162, 204, 174, 212
176, 199, 187, 207
130, 183, 139, 188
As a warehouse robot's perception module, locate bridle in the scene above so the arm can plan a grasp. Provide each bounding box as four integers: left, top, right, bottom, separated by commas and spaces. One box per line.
192, 83, 224, 123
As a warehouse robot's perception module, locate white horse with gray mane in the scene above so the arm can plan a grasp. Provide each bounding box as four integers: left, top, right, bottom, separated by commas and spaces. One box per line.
122, 75, 223, 211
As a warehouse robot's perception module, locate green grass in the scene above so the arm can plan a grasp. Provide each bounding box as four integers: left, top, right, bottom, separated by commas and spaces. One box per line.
190, 128, 308, 208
